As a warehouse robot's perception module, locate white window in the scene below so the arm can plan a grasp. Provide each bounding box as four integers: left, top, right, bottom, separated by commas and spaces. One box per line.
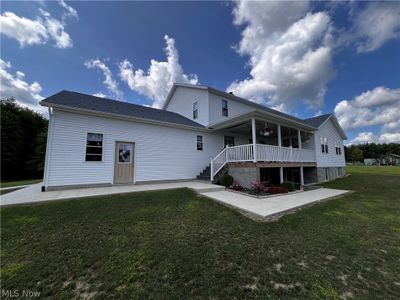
321, 137, 328, 154
197, 135, 203, 151
224, 136, 235, 147
222, 99, 228, 117
335, 141, 342, 155
86, 133, 103, 161
193, 101, 198, 119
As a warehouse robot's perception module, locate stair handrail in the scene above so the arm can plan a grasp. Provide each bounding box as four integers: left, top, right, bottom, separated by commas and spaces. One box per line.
210, 147, 228, 181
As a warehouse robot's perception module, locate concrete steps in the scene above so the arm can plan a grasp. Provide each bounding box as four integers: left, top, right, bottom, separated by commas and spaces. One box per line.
196, 164, 211, 181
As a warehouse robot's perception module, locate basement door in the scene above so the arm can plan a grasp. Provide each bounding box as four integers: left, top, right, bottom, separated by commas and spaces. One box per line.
114, 141, 135, 184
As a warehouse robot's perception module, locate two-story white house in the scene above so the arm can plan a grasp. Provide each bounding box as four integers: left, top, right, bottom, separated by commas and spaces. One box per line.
40, 83, 346, 191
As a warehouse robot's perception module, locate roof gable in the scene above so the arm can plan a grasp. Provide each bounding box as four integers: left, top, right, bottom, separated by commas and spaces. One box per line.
304, 114, 347, 139
163, 83, 317, 129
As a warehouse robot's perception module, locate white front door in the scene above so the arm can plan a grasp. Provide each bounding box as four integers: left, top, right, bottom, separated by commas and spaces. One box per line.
114, 142, 134, 184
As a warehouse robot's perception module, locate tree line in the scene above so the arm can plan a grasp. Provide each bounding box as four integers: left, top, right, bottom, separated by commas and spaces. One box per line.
1, 98, 48, 181
344, 143, 400, 163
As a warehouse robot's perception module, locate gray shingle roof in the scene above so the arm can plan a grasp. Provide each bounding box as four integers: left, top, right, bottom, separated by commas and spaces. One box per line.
40, 91, 204, 128
303, 114, 332, 128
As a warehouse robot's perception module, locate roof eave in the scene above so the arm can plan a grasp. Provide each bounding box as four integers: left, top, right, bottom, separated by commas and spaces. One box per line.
41, 101, 207, 132
209, 110, 317, 131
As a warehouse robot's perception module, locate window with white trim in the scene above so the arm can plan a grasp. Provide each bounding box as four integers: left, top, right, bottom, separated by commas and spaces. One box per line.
320, 137, 328, 153
335, 141, 342, 155
197, 135, 203, 151
193, 101, 198, 119
222, 99, 228, 117
86, 133, 103, 161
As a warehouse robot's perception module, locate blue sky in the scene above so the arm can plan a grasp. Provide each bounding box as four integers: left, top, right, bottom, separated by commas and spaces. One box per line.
1, 1, 399, 144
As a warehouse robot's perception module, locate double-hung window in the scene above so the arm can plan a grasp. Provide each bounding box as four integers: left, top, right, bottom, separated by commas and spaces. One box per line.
86, 133, 103, 161
193, 101, 198, 119
335, 142, 342, 155
222, 99, 228, 117
197, 135, 203, 151
321, 137, 328, 154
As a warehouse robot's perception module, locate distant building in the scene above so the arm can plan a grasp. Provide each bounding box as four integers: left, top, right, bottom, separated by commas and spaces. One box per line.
364, 158, 377, 165
377, 154, 400, 166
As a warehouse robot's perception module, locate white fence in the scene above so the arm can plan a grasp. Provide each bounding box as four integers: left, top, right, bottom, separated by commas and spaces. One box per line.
211, 144, 316, 180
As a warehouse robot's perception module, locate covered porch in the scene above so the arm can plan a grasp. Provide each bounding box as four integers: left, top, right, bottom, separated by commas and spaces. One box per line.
210, 113, 317, 185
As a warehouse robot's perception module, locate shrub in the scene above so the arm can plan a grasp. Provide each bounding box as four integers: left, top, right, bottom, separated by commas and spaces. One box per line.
281, 181, 295, 192
250, 181, 266, 194
220, 174, 234, 187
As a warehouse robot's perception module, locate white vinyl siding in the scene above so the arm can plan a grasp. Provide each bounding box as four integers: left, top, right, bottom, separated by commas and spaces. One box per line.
44, 110, 223, 188
208, 93, 253, 125
314, 118, 346, 167
164, 86, 209, 126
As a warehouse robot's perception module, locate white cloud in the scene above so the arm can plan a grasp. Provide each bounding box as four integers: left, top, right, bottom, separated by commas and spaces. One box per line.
85, 59, 123, 100
379, 133, 400, 143
58, 0, 78, 20
0, 8, 73, 48
335, 86, 400, 144
0, 59, 46, 113
119, 35, 198, 108
227, 1, 334, 110
348, 132, 377, 145
93, 92, 107, 98
334, 87, 400, 131
352, 2, 400, 53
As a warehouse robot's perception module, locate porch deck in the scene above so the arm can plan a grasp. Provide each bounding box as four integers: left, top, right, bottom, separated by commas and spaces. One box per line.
211, 143, 316, 180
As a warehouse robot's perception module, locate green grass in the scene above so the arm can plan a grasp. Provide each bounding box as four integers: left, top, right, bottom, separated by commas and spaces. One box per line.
346, 165, 400, 176
1, 171, 400, 298
0, 179, 42, 188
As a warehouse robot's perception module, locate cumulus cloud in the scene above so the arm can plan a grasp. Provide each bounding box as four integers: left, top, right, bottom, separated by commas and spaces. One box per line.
0, 59, 45, 113
227, 1, 334, 110
335, 86, 400, 143
119, 35, 198, 108
85, 59, 123, 100
348, 132, 377, 144
352, 2, 400, 53
0, 7, 74, 48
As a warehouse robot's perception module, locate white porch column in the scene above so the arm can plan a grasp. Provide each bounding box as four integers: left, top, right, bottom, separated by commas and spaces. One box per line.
251, 117, 257, 162
300, 166, 304, 186
279, 167, 284, 184
277, 124, 282, 147
298, 129, 302, 149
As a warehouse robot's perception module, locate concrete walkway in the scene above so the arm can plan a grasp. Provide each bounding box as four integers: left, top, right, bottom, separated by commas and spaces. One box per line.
200, 188, 350, 220
1, 181, 349, 221
0, 181, 224, 206
0, 184, 36, 191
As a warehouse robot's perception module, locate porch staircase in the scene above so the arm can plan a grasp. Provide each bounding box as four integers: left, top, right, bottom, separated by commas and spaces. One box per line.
197, 164, 227, 182
197, 164, 211, 181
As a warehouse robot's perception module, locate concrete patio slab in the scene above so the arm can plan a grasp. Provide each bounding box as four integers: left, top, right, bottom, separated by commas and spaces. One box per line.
0, 181, 224, 206
200, 188, 350, 220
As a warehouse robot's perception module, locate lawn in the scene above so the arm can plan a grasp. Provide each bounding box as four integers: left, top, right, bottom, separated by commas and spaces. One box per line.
0, 179, 42, 188
1, 169, 400, 299
346, 165, 400, 176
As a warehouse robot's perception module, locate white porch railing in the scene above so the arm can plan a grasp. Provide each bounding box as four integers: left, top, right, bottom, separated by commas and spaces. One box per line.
210, 144, 316, 181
